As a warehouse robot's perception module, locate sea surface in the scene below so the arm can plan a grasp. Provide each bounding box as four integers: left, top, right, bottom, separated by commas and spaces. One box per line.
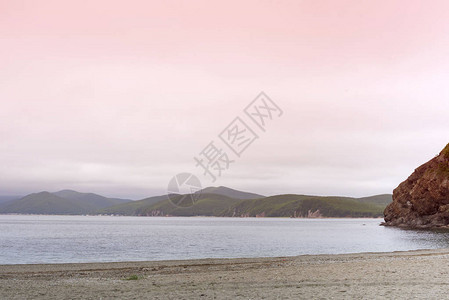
1, 215, 449, 265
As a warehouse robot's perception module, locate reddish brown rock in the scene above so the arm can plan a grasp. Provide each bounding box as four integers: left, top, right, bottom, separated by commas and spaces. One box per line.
383, 143, 449, 228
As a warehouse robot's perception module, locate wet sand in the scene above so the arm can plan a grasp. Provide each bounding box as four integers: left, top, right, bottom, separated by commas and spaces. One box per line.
1, 249, 449, 299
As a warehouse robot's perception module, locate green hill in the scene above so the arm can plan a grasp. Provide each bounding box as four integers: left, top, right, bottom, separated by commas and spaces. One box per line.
98, 195, 168, 215
356, 194, 392, 206
197, 186, 265, 200
0, 192, 88, 215
0, 186, 391, 218
53, 190, 131, 208
221, 194, 386, 218
99, 186, 265, 216
110, 191, 389, 218
135, 193, 243, 216
0, 190, 132, 215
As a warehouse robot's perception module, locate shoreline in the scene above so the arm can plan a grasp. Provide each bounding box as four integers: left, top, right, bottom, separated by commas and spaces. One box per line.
0, 213, 385, 218
2, 249, 449, 299
0, 247, 442, 267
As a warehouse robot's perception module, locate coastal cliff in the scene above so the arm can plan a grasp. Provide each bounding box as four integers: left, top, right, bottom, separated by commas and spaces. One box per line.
384, 144, 449, 228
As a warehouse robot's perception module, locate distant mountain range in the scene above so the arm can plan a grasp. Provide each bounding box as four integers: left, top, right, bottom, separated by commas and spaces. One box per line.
99, 186, 265, 215
0, 186, 392, 217
0, 195, 21, 204
113, 194, 390, 218
0, 190, 131, 215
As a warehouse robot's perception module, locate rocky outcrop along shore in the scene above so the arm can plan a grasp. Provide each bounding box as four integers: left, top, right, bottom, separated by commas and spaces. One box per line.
384, 144, 449, 228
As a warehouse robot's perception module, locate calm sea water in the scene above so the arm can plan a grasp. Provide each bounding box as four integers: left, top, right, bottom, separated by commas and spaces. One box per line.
1, 215, 449, 265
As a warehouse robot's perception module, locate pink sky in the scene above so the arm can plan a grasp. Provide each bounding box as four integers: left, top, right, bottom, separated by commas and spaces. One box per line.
1, 0, 449, 198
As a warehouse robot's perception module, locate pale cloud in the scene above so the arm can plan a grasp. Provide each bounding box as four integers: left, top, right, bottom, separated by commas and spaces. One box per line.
1, 0, 449, 198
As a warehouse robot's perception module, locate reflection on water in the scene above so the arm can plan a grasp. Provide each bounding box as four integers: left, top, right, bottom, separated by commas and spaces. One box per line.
386, 226, 449, 249
1, 215, 449, 264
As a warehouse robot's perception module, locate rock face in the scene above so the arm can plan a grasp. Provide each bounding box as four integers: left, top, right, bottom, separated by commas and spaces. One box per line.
384, 144, 449, 228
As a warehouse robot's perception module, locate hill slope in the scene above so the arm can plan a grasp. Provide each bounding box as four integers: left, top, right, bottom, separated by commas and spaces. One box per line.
98, 195, 168, 215
99, 186, 264, 215
0, 186, 391, 218
0, 190, 133, 215
113, 192, 389, 218
0, 195, 21, 204
0, 192, 87, 215
356, 194, 392, 206
197, 186, 265, 200
221, 194, 386, 218
136, 193, 243, 216
53, 190, 131, 208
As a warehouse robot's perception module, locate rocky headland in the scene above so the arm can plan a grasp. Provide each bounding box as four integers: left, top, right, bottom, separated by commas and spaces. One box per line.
384, 143, 449, 228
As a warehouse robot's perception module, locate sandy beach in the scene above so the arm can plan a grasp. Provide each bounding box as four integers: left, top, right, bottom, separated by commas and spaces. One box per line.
1, 249, 449, 299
